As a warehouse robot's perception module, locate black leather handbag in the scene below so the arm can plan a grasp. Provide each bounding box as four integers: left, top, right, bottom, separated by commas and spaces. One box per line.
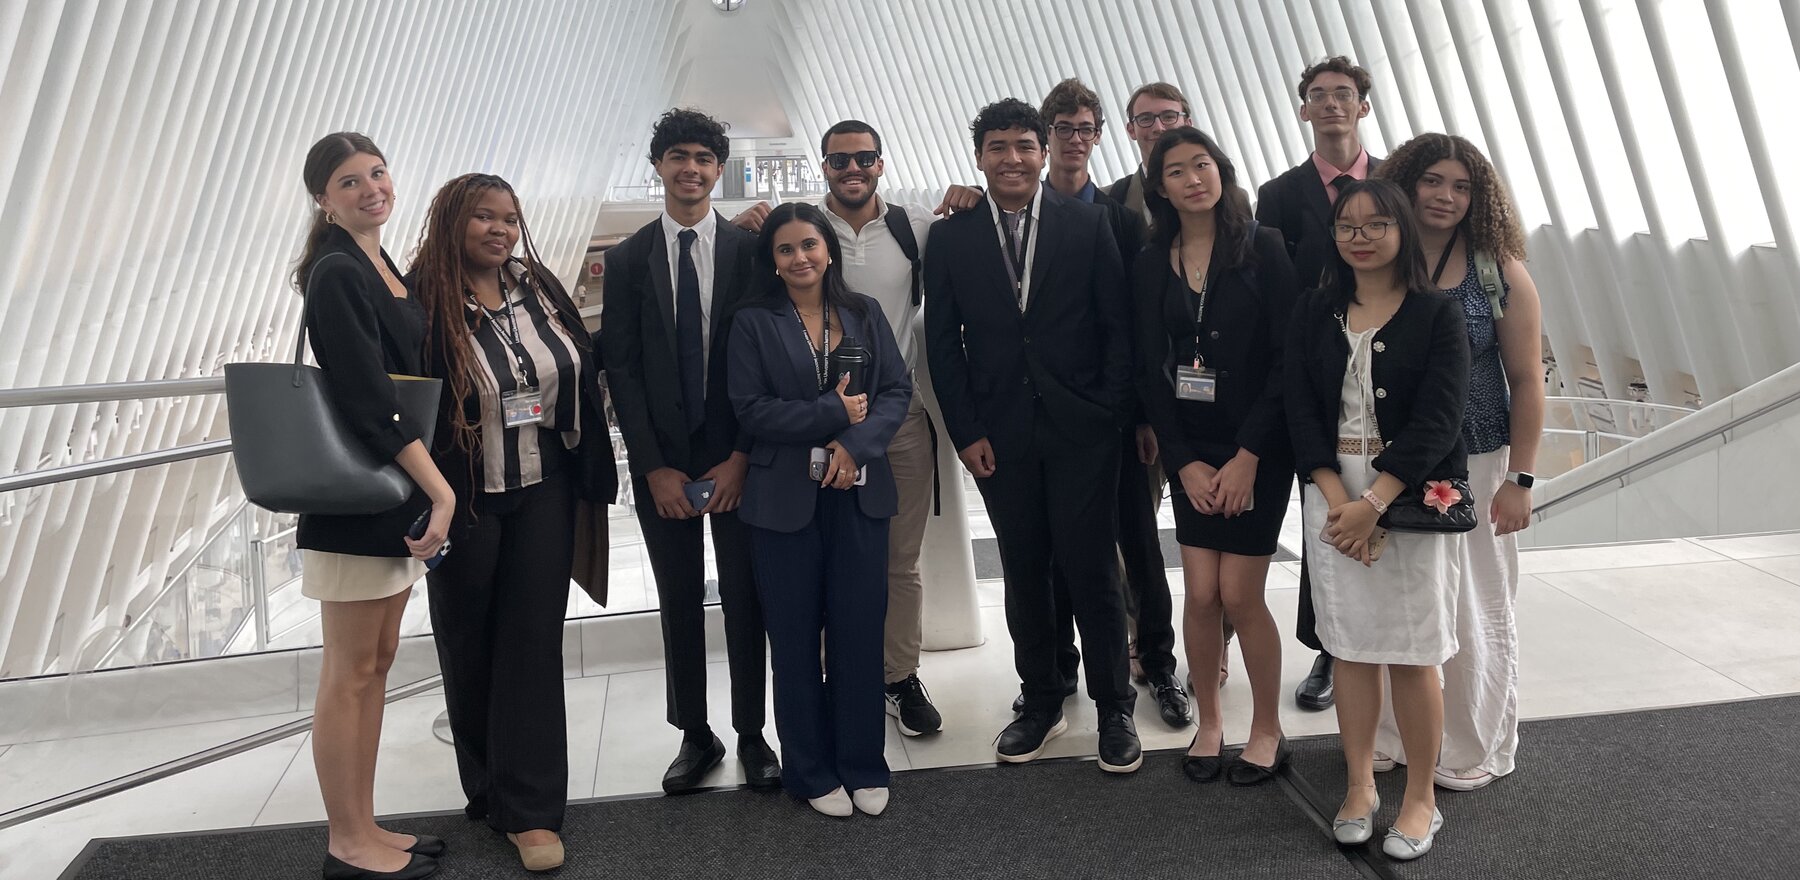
225, 254, 440, 515
1380, 478, 1478, 533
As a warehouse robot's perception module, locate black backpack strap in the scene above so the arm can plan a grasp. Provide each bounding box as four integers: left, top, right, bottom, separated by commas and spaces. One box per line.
883, 205, 923, 306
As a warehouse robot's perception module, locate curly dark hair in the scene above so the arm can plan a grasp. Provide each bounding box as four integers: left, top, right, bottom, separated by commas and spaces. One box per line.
969, 98, 1046, 153
1375, 132, 1527, 261
1297, 55, 1372, 100
1143, 127, 1257, 271
1040, 77, 1105, 130
1320, 178, 1434, 302
820, 119, 882, 156
648, 108, 730, 163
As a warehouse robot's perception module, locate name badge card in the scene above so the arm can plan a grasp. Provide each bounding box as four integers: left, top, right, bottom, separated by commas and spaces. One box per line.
1175, 365, 1217, 402
503, 387, 544, 427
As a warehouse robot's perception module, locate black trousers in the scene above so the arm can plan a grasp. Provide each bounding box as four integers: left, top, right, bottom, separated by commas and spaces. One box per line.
1048, 429, 1176, 684
427, 465, 573, 833
977, 413, 1134, 715
750, 489, 890, 799
631, 439, 766, 734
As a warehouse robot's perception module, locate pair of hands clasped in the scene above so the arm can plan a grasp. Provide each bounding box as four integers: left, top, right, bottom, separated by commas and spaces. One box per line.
821, 373, 868, 490
1177, 448, 1260, 518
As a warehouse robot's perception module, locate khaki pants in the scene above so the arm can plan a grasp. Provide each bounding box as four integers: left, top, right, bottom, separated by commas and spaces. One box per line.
883, 404, 934, 683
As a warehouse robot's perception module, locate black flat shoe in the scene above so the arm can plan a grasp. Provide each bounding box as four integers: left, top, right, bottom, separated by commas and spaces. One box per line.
322, 853, 438, 880
1181, 732, 1227, 783
1148, 673, 1192, 727
737, 734, 783, 791
1295, 653, 1335, 710
1227, 736, 1291, 786
401, 834, 445, 858
662, 734, 726, 794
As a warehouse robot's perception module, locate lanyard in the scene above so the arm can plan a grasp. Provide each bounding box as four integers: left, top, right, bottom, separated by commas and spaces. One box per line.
1177, 238, 1211, 369
1430, 225, 1460, 287
999, 207, 1034, 305
473, 270, 534, 386
792, 302, 831, 390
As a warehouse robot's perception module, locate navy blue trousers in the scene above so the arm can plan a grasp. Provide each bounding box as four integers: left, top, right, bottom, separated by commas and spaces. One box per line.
751, 488, 891, 799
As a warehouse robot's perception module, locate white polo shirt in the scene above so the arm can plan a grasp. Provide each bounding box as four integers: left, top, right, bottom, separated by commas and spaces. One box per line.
820, 197, 933, 371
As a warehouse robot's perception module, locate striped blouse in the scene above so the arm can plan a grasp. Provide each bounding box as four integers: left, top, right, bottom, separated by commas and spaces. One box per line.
464, 260, 585, 492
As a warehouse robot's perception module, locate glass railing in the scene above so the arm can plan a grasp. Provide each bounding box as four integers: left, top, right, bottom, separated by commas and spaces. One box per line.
1535, 396, 1695, 479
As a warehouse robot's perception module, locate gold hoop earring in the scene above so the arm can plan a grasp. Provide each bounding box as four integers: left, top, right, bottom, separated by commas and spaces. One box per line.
325, 212, 337, 225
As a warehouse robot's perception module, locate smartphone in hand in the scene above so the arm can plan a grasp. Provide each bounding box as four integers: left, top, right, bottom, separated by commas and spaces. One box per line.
683, 479, 716, 513
408, 511, 451, 571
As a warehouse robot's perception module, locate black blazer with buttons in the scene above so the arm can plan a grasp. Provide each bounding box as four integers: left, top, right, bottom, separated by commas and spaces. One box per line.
601, 213, 756, 478
1283, 284, 1471, 487
1254, 155, 1382, 291
1136, 225, 1300, 478
923, 187, 1131, 461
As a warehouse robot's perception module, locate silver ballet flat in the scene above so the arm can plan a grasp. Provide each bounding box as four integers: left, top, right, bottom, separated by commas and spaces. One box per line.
1332, 791, 1381, 845
1381, 807, 1444, 860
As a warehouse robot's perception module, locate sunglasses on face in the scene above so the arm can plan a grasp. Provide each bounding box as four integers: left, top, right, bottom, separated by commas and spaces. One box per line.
824, 151, 881, 170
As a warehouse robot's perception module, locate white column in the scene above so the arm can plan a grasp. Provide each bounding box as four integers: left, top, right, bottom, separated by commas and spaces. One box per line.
908, 327, 984, 651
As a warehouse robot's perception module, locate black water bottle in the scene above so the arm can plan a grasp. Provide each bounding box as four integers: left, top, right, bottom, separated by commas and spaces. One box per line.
828, 336, 869, 396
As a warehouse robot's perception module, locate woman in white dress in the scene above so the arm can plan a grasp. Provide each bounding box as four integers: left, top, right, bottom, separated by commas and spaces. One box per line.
1284, 179, 1471, 861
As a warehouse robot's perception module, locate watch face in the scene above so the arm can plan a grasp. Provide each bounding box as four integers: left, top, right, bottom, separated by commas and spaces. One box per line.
1513, 472, 1535, 489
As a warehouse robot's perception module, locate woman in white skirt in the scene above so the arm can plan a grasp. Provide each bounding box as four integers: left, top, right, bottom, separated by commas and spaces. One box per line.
1284, 179, 1471, 861
1375, 134, 1545, 792
292, 132, 455, 880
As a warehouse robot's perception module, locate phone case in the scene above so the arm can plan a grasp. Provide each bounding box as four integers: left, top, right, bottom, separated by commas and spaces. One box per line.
683, 479, 715, 511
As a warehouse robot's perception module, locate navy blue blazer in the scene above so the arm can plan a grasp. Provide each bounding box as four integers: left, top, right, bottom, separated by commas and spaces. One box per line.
727, 293, 913, 533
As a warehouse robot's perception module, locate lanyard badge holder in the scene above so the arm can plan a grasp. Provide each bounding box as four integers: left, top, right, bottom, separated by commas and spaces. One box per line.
478, 279, 545, 428
1174, 262, 1218, 403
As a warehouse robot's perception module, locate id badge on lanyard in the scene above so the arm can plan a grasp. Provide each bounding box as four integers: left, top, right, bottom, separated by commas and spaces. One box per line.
1175, 268, 1217, 402
502, 386, 544, 427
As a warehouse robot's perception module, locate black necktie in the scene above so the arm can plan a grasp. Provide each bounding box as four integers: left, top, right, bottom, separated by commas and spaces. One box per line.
676, 229, 705, 434
1331, 174, 1355, 204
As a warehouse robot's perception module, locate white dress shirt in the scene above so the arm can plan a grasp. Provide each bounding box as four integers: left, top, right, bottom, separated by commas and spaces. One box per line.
985, 185, 1045, 311
660, 211, 717, 369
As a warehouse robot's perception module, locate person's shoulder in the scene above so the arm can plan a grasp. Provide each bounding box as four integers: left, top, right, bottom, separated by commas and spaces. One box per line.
1250, 223, 1287, 254
610, 220, 661, 257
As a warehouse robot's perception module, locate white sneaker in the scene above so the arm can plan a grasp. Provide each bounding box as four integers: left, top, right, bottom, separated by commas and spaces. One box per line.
851, 787, 889, 815
808, 786, 853, 817
1373, 751, 1399, 773
1433, 766, 1496, 791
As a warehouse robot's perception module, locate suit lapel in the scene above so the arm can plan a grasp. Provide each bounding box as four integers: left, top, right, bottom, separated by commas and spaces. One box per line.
709, 214, 738, 347
1025, 190, 1061, 318
646, 223, 678, 360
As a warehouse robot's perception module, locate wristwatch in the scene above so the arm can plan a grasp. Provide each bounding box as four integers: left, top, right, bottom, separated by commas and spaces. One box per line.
1507, 471, 1535, 489
1360, 489, 1389, 514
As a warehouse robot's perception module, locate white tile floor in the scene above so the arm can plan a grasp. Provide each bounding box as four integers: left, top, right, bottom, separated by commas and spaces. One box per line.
4, 527, 1800, 879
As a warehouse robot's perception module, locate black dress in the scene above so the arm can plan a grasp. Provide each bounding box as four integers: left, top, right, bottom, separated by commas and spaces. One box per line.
1135, 226, 1299, 556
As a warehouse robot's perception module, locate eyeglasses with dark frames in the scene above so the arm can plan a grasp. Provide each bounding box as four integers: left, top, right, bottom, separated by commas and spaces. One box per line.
1051, 122, 1100, 142
1130, 110, 1187, 128
1330, 220, 1393, 242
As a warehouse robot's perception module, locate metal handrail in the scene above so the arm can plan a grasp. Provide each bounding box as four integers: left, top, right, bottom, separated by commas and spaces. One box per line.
0, 440, 232, 494
0, 376, 226, 409
1535, 385, 1800, 519
0, 673, 444, 832
1543, 395, 1698, 417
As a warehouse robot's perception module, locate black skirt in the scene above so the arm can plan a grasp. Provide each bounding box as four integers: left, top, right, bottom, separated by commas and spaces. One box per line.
1169, 459, 1291, 556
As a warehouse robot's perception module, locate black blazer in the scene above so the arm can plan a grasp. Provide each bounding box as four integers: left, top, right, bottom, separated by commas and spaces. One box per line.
601, 214, 756, 478
1136, 225, 1299, 477
728, 295, 912, 533
1284, 286, 1471, 487
421, 263, 619, 509
1093, 185, 1150, 423
294, 226, 431, 557
1254, 155, 1383, 290
923, 187, 1131, 460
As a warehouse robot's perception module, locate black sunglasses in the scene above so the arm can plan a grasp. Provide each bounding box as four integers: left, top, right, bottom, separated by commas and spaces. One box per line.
824, 150, 880, 170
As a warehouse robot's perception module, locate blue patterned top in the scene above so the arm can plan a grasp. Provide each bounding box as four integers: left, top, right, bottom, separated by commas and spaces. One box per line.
1443, 250, 1511, 454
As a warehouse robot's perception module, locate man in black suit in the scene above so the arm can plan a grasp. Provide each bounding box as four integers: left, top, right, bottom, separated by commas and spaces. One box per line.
1253, 55, 1384, 712
925, 98, 1141, 772
1031, 79, 1189, 729
601, 108, 779, 793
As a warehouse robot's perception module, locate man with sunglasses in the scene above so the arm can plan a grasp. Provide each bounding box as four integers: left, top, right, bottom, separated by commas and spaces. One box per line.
1024, 79, 1190, 730
1107, 82, 1196, 226
1254, 55, 1384, 714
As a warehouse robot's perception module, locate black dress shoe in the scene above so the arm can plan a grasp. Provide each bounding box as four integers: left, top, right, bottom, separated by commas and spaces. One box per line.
322, 853, 438, 880
737, 734, 782, 790
1295, 652, 1335, 711
1096, 710, 1142, 773
1010, 681, 1078, 714
402, 834, 445, 857
1148, 672, 1192, 727
1226, 736, 1291, 786
1181, 733, 1227, 783
662, 734, 726, 794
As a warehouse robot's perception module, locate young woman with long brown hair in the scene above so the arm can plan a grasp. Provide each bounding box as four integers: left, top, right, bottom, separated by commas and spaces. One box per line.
410, 173, 616, 872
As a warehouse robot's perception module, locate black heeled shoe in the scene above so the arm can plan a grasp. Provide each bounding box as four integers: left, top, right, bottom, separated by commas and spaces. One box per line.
402, 834, 446, 857
321, 852, 439, 880
1181, 732, 1227, 783
1226, 735, 1291, 786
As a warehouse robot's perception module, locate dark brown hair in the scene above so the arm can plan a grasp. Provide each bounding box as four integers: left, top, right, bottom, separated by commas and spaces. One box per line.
292, 132, 386, 293
1040, 77, 1105, 130
1125, 82, 1191, 120
1297, 55, 1373, 100
410, 173, 585, 455
1376, 132, 1527, 260
1143, 127, 1256, 271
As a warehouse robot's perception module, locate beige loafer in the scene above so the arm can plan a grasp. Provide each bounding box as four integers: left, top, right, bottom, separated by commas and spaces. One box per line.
507, 831, 565, 872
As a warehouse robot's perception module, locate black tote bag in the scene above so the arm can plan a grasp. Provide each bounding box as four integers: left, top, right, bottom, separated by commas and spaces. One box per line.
225, 253, 440, 515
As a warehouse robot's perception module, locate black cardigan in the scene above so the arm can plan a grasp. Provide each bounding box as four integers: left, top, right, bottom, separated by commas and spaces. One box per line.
294, 227, 431, 557
1284, 285, 1471, 487
1136, 226, 1299, 477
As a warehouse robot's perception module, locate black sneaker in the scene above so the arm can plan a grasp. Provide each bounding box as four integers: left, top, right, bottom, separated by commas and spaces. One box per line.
995, 710, 1067, 763
884, 675, 942, 736
1097, 710, 1143, 773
